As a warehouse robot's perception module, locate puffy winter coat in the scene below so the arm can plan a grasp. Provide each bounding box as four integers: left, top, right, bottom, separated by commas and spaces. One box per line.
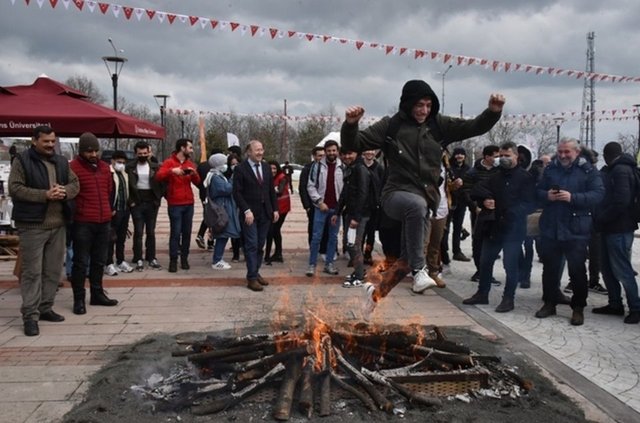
70, 157, 113, 224
594, 154, 638, 234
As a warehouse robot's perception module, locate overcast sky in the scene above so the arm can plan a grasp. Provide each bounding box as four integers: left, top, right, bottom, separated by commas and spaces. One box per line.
1, 0, 640, 150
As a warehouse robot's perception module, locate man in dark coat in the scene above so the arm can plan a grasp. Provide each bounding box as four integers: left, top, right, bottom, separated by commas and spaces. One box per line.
593, 142, 640, 324
233, 140, 278, 291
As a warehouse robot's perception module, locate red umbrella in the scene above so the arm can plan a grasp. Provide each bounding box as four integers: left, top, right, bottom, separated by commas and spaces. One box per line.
0, 76, 165, 139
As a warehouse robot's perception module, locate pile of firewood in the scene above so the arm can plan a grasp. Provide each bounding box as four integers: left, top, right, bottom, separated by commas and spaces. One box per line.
130, 318, 531, 421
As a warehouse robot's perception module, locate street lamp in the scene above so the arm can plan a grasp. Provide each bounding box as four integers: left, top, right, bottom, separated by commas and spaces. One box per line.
553, 117, 565, 143
633, 104, 640, 156
102, 38, 127, 150
153, 94, 170, 161
437, 64, 453, 114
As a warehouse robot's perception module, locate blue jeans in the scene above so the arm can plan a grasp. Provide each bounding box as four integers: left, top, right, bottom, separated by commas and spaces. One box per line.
540, 237, 589, 308
309, 208, 340, 267
601, 232, 640, 312
168, 205, 194, 260
478, 237, 522, 299
241, 210, 271, 279
212, 238, 229, 263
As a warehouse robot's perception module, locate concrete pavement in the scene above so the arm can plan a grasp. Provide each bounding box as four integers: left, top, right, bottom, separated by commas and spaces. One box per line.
0, 195, 639, 422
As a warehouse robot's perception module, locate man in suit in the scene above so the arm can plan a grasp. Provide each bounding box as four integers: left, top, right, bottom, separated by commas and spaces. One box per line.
233, 140, 278, 291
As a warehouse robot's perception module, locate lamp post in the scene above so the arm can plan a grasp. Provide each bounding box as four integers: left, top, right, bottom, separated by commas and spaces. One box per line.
553, 117, 564, 143
153, 94, 169, 161
633, 104, 640, 156
437, 64, 453, 114
102, 38, 127, 151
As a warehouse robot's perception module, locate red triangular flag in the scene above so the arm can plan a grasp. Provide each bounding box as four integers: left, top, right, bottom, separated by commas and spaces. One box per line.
414, 49, 424, 59
167, 14, 176, 24
248, 25, 258, 36
230, 22, 240, 31
370, 43, 378, 48
189, 16, 199, 26
504, 62, 511, 72
399, 47, 407, 56
25, 0, 31, 5
123, 6, 133, 19
210, 20, 218, 29
49, 0, 58, 7
98, 2, 108, 14
385, 45, 394, 55
355, 40, 364, 50
443, 54, 452, 63
431, 52, 438, 60
305, 33, 314, 41
323, 35, 331, 42
269, 28, 278, 39
288, 31, 296, 37
145, 9, 155, 19
74, 0, 84, 10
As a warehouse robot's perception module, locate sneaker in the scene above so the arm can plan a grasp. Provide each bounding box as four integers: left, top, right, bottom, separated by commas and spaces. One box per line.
452, 252, 471, 262
461, 228, 470, 241
343, 278, 363, 288
361, 282, 377, 321
212, 260, 231, 270
117, 261, 134, 273
592, 304, 625, 315
441, 264, 452, 275
624, 311, 640, 324
589, 284, 608, 295
231, 256, 240, 263
470, 271, 480, 282
563, 282, 573, 293
305, 265, 316, 277
345, 270, 367, 282
148, 259, 162, 270
135, 260, 144, 272
411, 267, 437, 293
104, 264, 118, 276
323, 263, 339, 275
195, 235, 206, 249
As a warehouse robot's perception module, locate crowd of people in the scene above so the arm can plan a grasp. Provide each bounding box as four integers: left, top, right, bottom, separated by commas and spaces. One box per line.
9, 78, 640, 337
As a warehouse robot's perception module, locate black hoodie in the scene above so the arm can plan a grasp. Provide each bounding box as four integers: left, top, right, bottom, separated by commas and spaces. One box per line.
595, 153, 639, 233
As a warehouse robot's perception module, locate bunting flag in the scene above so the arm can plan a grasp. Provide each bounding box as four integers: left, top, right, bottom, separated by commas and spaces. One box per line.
11, 0, 640, 84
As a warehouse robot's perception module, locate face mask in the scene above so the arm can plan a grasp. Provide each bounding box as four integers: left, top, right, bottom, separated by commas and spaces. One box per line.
137, 156, 148, 163
493, 157, 501, 167
499, 157, 513, 168
231, 164, 237, 171
220, 164, 228, 173
114, 163, 125, 172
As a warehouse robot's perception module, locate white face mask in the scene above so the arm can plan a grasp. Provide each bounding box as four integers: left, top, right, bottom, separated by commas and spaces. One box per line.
221, 164, 228, 173
114, 162, 125, 172
492, 157, 501, 167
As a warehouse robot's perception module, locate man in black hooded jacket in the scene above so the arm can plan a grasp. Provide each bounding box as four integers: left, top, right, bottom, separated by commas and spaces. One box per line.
341, 79, 505, 320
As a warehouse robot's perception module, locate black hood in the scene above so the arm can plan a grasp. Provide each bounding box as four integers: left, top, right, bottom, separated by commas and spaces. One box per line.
609, 153, 637, 170
398, 80, 440, 121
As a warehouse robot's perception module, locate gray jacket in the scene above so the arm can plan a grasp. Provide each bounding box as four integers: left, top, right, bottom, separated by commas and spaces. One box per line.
307, 157, 344, 209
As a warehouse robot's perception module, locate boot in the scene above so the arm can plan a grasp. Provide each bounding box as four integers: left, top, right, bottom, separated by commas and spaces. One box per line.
168, 258, 178, 273
73, 299, 86, 315
462, 292, 489, 305
90, 289, 118, 306
570, 307, 584, 326
180, 256, 190, 270
535, 302, 556, 318
495, 297, 514, 313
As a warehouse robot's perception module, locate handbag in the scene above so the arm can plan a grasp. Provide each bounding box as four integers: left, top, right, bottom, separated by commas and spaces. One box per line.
204, 199, 229, 234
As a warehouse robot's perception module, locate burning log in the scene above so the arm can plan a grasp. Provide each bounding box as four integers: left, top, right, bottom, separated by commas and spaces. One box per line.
273, 357, 304, 421
422, 339, 471, 355
411, 345, 475, 368
297, 362, 314, 418
330, 372, 377, 411
191, 362, 285, 415
333, 346, 394, 412
318, 335, 333, 417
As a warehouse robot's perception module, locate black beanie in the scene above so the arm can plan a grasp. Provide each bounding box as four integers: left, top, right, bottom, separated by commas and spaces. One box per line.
399, 79, 440, 118
452, 147, 466, 156
78, 132, 99, 152
602, 141, 622, 164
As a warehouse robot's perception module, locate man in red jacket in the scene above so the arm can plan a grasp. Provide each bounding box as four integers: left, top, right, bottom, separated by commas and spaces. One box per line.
156, 138, 201, 272
69, 133, 118, 315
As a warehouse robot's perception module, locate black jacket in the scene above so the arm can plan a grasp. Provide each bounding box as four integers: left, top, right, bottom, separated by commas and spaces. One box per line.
125, 159, 165, 207
595, 154, 638, 234
471, 164, 535, 241
232, 160, 277, 218
298, 161, 313, 211
462, 158, 499, 210
336, 157, 372, 222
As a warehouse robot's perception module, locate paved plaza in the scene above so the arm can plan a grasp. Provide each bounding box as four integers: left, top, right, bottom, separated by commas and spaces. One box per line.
0, 194, 639, 422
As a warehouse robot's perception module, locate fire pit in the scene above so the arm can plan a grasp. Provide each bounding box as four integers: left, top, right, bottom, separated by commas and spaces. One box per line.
63, 321, 597, 423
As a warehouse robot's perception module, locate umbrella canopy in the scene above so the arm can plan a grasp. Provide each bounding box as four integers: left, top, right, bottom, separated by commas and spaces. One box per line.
0, 76, 165, 139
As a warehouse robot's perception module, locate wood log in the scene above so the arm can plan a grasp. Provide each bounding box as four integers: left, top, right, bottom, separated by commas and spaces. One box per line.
187, 340, 281, 363
410, 345, 475, 368
333, 346, 393, 412
318, 335, 332, 417
330, 372, 376, 411
241, 345, 311, 372
191, 363, 285, 415
298, 362, 314, 418
273, 356, 304, 421
421, 339, 471, 355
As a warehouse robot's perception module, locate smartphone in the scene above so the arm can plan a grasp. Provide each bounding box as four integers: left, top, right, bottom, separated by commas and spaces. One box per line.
550, 184, 560, 192
184, 168, 193, 174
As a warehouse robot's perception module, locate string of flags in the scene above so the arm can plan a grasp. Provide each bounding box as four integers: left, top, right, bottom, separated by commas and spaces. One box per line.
9, 0, 640, 84
164, 107, 640, 128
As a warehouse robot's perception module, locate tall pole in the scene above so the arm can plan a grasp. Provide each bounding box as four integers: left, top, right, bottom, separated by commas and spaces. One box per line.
154, 94, 169, 161
102, 38, 127, 151
283, 99, 288, 163
438, 64, 453, 114
554, 118, 564, 144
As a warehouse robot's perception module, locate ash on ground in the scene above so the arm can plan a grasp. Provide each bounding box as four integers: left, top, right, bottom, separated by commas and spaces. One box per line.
63, 327, 597, 423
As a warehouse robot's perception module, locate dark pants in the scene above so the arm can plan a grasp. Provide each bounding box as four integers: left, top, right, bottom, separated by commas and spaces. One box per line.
478, 237, 522, 300
540, 237, 589, 309
265, 212, 287, 259
71, 222, 110, 299
168, 204, 194, 260
241, 208, 271, 279
588, 231, 602, 286
450, 204, 467, 255
519, 236, 535, 284
107, 210, 130, 265
131, 201, 159, 262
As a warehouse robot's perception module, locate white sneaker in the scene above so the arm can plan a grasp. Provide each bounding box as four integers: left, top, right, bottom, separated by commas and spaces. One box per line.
104, 264, 118, 276
362, 282, 377, 321
305, 265, 316, 277
212, 260, 231, 270
411, 266, 437, 293
117, 261, 134, 273
135, 260, 144, 271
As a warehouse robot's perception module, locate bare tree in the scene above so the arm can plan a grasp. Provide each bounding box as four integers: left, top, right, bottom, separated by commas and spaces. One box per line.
65, 75, 107, 105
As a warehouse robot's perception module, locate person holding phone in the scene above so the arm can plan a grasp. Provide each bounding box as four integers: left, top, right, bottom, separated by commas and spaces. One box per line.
156, 138, 201, 272
534, 137, 604, 326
